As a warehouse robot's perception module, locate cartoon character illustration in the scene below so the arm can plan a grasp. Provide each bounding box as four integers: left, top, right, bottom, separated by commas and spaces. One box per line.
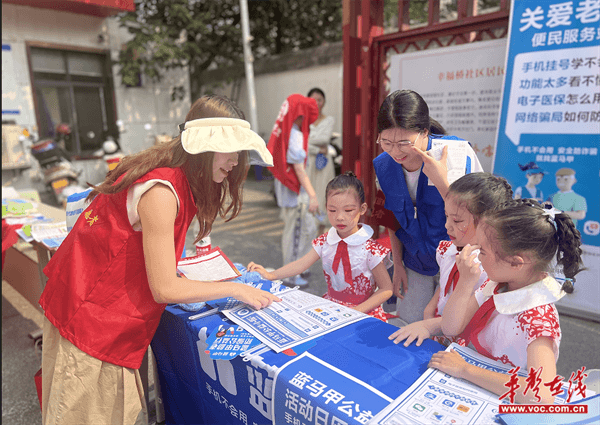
215, 325, 235, 338
547, 168, 587, 228
514, 162, 546, 202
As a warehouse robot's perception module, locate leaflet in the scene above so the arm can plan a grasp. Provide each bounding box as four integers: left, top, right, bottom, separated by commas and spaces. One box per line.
369, 343, 589, 425
222, 289, 368, 353
177, 247, 241, 282
428, 139, 469, 186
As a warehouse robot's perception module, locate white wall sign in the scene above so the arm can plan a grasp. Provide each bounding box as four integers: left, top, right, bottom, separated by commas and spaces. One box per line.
389, 39, 508, 172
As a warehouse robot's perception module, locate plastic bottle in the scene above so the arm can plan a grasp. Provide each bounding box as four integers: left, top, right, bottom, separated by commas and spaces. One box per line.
195, 235, 212, 256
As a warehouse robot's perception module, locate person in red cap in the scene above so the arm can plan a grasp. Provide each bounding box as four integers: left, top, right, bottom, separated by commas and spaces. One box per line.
267, 94, 320, 287
38, 95, 280, 425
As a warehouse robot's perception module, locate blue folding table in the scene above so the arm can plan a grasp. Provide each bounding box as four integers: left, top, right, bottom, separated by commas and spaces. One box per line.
151, 304, 443, 425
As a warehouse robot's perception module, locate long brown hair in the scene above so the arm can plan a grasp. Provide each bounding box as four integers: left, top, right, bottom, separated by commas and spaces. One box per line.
87, 95, 249, 242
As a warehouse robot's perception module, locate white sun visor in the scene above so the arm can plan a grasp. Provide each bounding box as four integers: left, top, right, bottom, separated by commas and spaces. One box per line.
180, 118, 273, 167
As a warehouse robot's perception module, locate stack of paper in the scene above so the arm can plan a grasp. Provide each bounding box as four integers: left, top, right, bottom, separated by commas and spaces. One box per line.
2, 189, 56, 245
2, 198, 38, 218
9, 215, 53, 242
177, 247, 241, 282
30, 221, 68, 249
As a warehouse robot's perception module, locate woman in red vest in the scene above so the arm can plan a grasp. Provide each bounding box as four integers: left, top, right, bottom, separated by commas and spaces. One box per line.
268, 94, 320, 287
39, 95, 280, 425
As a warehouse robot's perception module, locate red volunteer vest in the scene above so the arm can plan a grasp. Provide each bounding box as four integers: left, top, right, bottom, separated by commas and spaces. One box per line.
39, 167, 198, 369
268, 94, 318, 193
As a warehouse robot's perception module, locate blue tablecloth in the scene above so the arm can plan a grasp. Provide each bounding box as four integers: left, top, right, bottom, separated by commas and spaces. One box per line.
151, 305, 444, 425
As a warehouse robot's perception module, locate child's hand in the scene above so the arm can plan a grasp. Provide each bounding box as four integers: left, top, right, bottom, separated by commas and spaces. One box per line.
428, 349, 469, 378
247, 262, 276, 280
456, 244, 481, 284
234, 284, 281, 310
393, 265, 408, 299
388, 322, 431, 347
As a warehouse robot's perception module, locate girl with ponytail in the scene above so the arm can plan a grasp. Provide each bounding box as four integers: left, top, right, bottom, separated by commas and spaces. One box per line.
433, 199, 584, 404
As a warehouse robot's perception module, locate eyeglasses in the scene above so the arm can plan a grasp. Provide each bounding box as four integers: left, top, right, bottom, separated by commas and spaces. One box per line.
377, 132, 421, 152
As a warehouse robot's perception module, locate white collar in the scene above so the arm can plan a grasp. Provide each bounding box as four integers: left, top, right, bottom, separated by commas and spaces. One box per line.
327, 224, 373, 246
484, 276, 566, 315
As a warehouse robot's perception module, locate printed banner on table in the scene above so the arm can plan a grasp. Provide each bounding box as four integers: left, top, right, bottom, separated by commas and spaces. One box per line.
273, 352, 393, 425
369, 343, 591, 425
222, 289, 367, 353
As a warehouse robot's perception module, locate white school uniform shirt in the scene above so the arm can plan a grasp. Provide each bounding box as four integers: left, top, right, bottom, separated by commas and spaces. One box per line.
312, 224, 391, 300
472, 276, 565, 369
435, 241, 487, 316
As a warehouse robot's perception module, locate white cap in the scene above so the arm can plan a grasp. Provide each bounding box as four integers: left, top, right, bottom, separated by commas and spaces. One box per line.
180, 118, 273, 167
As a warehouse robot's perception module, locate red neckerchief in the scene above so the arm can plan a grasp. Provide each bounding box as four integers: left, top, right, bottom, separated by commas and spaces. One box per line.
459, 283, 507, 359
331, 240, 353, 285
434, 254, 460, 316
444, 263, 460, 297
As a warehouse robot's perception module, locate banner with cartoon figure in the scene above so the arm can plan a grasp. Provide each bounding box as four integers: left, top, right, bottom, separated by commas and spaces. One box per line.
493, 0, 599, 319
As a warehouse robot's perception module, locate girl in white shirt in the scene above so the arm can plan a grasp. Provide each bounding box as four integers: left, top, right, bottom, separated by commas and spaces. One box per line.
433, 199, 584, 404
388, 172, 513, 347
248, 172, 394, 321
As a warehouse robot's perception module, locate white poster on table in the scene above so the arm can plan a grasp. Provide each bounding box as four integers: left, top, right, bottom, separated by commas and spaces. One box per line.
389, 38, 508, 172
369, 343, 590, 425
222, 288, 367, 353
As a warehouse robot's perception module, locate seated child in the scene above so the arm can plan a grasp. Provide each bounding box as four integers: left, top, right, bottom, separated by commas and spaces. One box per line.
249, 172, 393, 321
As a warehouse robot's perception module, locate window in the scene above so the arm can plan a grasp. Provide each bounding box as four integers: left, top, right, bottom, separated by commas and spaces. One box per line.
29, 46, 117, 156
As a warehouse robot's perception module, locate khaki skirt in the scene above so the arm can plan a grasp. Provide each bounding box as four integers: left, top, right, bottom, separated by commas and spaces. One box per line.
41, 317, 147, 425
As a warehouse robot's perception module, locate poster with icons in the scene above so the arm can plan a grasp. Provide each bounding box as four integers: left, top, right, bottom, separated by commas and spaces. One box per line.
223, 288, 367, 353
370, 343, 586, 425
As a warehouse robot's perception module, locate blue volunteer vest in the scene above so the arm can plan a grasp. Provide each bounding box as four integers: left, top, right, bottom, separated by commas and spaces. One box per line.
373, 135, 470, 276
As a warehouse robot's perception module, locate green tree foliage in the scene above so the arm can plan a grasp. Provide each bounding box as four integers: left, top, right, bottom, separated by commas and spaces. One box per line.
249, 0, 342, 55
383, 0, 502, 29
117, 0, 342, 100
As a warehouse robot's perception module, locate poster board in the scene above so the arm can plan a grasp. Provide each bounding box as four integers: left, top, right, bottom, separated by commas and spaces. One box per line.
492, 0, 599, 320
389, 39, 508, 172
2, 124, 30, 168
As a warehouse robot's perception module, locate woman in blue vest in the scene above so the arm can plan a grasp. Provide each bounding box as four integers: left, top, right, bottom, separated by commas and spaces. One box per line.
373, 90, 483, 324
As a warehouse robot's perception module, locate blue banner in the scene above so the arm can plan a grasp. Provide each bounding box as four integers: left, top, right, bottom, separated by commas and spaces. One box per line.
273, 352, 393, 425
493, 0, 599, 247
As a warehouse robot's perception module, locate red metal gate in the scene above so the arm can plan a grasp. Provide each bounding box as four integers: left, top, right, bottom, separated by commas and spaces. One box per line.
342, 0, 510, 232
